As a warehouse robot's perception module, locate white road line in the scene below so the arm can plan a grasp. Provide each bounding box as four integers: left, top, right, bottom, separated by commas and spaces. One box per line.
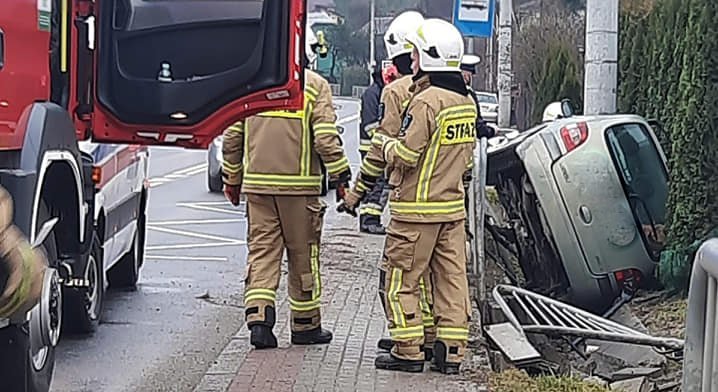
176, 202, 246, 216
145, 255, 229, 262
145, 241, 245, 251
147, 225, 242, 243
180, 201, 243, 206
165, 174, 187, 179
184, 167, 207, 176
148, 218, 246, 226
175, 163, 208, 175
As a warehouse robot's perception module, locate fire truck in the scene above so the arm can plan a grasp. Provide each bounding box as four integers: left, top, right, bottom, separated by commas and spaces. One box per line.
0, 0, 306, 390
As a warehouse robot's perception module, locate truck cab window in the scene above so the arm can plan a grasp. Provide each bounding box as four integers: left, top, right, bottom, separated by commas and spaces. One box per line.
606, 123, 669, 258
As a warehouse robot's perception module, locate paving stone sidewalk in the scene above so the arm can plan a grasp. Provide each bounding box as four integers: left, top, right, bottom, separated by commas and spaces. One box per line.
194, 212, 489, 392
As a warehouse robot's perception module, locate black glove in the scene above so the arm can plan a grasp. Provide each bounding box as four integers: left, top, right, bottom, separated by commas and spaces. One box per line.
477, 119, 496, 139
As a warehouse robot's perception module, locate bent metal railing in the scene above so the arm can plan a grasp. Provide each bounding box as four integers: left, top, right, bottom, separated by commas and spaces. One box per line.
683, 238, 718, 392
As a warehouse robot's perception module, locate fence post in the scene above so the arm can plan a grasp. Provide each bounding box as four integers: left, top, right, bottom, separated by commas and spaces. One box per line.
683, 238, 718, 392
472, 137, 489, 307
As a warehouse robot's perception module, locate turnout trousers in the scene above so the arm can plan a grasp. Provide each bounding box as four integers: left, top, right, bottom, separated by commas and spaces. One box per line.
382, 219, 470, 363
243, 194, 326, 332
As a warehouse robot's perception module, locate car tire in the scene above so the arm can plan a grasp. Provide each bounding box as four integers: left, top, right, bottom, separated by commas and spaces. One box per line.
62, 233, 103, 334
26, 199, 60, 392
208, 170, 223, 193
107, 205, 145, 290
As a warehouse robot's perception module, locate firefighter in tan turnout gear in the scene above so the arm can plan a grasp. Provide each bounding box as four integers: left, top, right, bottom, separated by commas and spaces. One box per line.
0, 187, 48, 321
222, 27, 350, 349
338, 10, 438, 361
370, 19, 477, 374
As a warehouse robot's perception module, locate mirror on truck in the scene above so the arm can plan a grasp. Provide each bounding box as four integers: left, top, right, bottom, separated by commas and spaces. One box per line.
561, 99, 575, 118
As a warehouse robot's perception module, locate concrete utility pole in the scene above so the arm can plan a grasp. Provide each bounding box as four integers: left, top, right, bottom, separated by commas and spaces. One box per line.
369, 0, 376, 80
584, 0, 619, 115
497, 0, 512, 127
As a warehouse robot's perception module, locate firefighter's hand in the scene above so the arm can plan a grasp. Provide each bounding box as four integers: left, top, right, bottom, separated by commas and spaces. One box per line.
0, 227, 47, 319
337, 189, 361, 217
223, 184, 241, 206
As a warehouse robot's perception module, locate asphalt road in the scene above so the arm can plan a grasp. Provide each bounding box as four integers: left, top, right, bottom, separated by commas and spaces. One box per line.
50, 98, 361, 392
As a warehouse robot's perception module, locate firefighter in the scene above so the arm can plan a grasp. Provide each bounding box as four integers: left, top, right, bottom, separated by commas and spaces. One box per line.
222, 26, 351, 349
357, 66, 388, 235
0, 187, 48, 321
370, 18, 480, 374
338, 10, 437, 361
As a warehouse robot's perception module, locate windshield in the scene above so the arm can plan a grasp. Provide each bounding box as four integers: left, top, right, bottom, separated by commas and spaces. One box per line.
606, 123, 668, 259
477, 94, 497, 104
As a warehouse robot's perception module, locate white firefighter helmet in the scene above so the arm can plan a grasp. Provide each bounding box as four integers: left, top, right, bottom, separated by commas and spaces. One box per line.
383, 11, 425, 60
306, 27, 319, 65
406, 18, 464, 72
542, 100, 574, 122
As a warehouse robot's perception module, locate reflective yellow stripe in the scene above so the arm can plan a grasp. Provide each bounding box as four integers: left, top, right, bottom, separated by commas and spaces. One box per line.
222, 161, 242, 174
360, 160, 383, 177
437, 327, 469, 341
289, 297, 321, 312
356, 181, 369, 192
392, 141, 420, 164
390, 200, 465, 215
324, 156, 349, 175
359, 145, 371, 152
257, 110, 304, 120
243, 173, 322, 187
419, 277, 434, 325
60, 0, 68, 72
314, 122, 339, 136
417, 125, 442, 201
435, 105, 477, 123
389, 325, 424, 340
226, 123, 244, 134
401, 99, 410, 109
388, 268, 405, 328
305, 85, 320, 100
244, 288, 277, 305
301, 101, 313, 177
359, 207, 383, 216
371, 133, 389, 146
311, 244, 321, 301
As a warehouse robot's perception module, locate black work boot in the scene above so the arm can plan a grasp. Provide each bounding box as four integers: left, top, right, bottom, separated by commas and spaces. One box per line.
291, 327, 333, 345
250, 325, 278, 349
431, 341, 461, 375
247, 306, 278, 349
360, 215, 386, 235
375, 353, 424, 373
378, 338, 434, 361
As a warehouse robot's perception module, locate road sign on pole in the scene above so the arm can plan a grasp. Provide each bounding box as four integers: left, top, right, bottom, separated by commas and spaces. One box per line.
452, 0, 497, 38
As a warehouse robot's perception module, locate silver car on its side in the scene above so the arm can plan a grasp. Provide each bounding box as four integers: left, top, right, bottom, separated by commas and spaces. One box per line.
485, 105, 668, 311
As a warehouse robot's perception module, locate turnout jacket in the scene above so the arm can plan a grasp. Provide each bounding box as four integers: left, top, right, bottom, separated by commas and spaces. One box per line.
222, 70, 350, 195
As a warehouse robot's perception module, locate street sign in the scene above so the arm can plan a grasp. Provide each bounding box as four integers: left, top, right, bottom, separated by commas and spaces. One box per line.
452, 0, 497, 38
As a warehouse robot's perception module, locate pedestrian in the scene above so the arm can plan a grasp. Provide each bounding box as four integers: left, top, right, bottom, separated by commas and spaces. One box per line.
371, 18, 488, 374
222, 25, 351, 349
338, 10, 437, 362
357, 66, 388, 235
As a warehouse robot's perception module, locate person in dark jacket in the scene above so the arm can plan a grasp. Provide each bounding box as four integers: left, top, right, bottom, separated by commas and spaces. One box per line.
357, 67, 389, 234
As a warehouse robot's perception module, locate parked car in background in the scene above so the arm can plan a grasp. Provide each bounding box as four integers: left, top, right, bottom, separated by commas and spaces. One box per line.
484, 103, 668, 312
477, 91, 499, 123
207, 126, 345, 195
76, 142, 149, 331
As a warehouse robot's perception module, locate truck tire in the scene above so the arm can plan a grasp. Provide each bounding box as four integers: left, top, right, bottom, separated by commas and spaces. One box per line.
62, 233, 103, 334
107, 206, 145, 289
208, 170, 223, 193
26, 200, 60, 392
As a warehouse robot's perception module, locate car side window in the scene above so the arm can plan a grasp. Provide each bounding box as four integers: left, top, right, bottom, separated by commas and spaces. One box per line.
606, 123, 669, 257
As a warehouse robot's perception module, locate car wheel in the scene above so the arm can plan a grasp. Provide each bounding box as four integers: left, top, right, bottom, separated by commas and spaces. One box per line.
208, 170, 223, 193
62, 233, 103, 334
107, 209, 144, 290
26, 200, 61, 392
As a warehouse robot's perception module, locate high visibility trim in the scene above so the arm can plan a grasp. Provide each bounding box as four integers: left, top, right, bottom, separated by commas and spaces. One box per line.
257, 110, 304, 120
356, 181, 369, 192
359, 145, 371, 153
310, 244, 321, 302
401, 99, 410, 109
390, 200, 465, 215
243, 173, 322, 187
359, 207, 383, 216
435, 105, 477, 123
363, 122, 380, 132
226, 123, 244, 134
418, 278, 434, 323
388, 267, 406, 328
436, 327, 470, 341
392, 141, 420, 164
300, 102, 313, 177
305, 85, 320, 100
314, 123, 339, 136
324, 156, 350, 175
222, 161, 242, 174
371, 133, 390, 147
289, 297, 321, 312
244, 288, 277, 305
417, 125, 442, 201
359, 139, 373, 146
360, 160, 384, 177
389, 325, 424, 340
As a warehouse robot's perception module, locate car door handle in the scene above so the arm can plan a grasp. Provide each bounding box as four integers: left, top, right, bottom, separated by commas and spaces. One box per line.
0, 28, 5, 70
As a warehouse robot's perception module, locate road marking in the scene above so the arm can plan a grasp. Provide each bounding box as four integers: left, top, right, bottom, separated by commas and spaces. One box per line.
148, 218, 245, 226
146, 241, 245, 251
175, 163, 208, 175
149, 163, 209, 188
145, 255, 229, 262
176, 201, 246, 216
147, 225, 242, 243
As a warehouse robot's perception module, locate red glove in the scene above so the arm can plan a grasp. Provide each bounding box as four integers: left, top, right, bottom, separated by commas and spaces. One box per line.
224, 185, 241, 206
382, 64, 399, 85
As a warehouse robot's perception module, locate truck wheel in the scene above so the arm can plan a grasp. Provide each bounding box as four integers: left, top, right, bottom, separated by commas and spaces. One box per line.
26, 200, 61, 392
107, 208, 145, 289
208, 170, 223, 193
63, 233, 103, 334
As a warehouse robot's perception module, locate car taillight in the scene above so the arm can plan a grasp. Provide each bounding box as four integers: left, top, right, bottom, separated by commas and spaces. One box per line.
92, 166, 102, 185
560, 122, 588, 152
615, 268, 642, 292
